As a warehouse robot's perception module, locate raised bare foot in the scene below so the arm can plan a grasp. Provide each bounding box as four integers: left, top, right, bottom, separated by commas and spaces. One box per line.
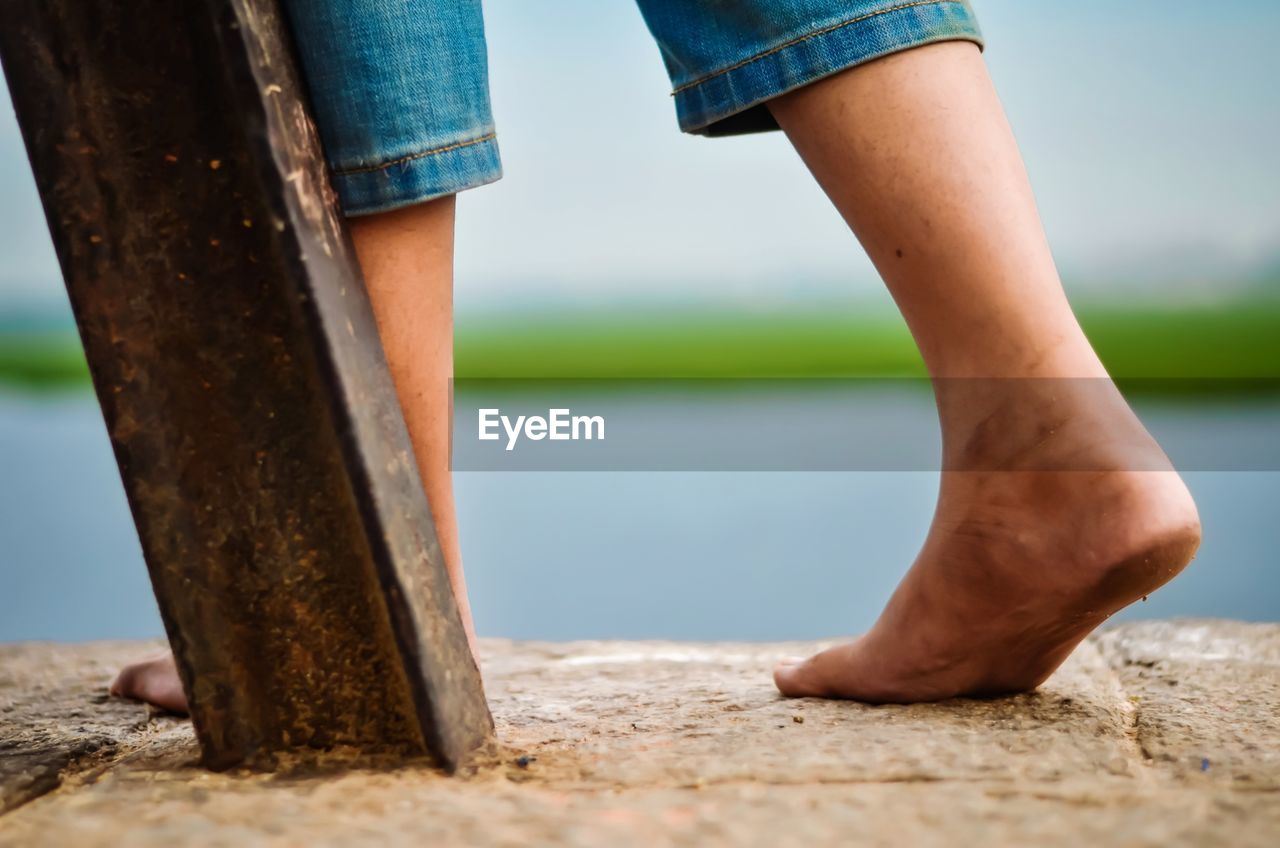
774, 381, 1202, 703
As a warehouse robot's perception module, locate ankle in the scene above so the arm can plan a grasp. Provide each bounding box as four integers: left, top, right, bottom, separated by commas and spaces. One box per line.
936, 377, 1166, 472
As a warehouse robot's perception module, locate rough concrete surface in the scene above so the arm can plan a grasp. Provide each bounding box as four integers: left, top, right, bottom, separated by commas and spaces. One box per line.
1, 620, 1277, 846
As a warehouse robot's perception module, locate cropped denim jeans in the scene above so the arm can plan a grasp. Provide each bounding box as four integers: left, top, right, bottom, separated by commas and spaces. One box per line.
282, 1, 983, 216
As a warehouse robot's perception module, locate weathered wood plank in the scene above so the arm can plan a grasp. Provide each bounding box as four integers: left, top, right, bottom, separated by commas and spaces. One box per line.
0, 0, 493, 771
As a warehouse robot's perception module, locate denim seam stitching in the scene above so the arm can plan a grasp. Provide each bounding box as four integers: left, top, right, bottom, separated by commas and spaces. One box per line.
333, 132, 497, 177
669, 0, 965, 95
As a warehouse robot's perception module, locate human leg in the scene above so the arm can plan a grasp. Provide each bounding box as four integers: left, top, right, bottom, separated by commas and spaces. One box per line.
766, 42, 1200, 701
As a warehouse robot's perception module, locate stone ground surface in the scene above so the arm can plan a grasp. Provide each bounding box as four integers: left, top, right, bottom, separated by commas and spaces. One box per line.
1, 619, 1277, 847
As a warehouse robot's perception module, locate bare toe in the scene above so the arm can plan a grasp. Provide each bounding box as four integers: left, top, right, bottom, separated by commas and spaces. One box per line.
110, 654, 189, 715
774, 651, 836, 699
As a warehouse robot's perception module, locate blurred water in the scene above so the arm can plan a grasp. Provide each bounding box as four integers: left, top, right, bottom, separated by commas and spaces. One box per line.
0, 391, 1276, 643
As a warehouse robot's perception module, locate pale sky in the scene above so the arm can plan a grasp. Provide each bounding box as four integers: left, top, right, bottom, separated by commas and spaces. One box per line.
2, 0, 1278, 311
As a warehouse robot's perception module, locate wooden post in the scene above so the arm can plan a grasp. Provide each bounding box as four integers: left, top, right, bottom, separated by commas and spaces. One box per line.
0, 0, 494, 771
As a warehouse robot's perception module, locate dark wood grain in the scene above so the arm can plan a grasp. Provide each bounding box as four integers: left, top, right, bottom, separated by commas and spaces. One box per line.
0, 0, 493, 772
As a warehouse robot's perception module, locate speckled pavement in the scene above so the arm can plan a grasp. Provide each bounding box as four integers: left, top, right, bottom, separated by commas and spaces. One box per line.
2, 620, 1277, 847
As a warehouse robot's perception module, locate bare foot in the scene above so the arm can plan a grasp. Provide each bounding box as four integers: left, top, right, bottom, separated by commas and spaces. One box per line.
774, 383, 1202, 702
111, 603, 479, 715
110, 653, 189, 714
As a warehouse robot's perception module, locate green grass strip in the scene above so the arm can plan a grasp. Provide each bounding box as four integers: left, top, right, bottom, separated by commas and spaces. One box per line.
3, 301, 1278, 394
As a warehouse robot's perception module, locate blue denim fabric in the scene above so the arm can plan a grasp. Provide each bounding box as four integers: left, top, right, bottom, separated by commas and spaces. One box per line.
281, 0, 500, 216
637, 0, 984, 135
283, 1, 981, 215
